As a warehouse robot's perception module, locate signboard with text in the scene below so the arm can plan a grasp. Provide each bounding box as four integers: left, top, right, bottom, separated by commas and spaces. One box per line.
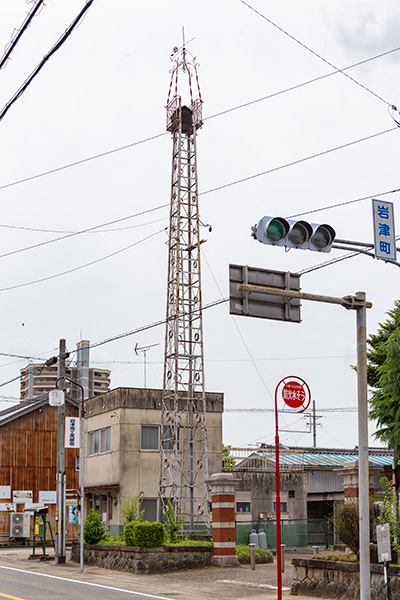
372, 199, 397, 261
279, 376, 311, 413
13, 490, 32, 504
65, 417, 80, 448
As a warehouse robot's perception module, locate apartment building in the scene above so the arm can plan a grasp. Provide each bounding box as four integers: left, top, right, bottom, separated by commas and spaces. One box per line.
20, 341, 110, 402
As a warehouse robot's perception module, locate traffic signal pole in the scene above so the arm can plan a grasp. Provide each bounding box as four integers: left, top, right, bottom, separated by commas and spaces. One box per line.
237, 283, 372, 600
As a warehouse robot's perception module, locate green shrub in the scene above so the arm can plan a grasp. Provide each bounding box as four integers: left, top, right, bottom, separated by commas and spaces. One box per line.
124, 520, 137, 546
134, 521, 165, 547
330, 499, 374, 555
162, 499, 184, 543
120, 494, 145, 525
83, 509, 107, 544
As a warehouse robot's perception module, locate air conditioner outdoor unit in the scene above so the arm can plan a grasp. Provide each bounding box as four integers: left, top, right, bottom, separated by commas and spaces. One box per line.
9, 513, 30, 538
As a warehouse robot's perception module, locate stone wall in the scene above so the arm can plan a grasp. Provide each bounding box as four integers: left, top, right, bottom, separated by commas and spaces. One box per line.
292, 557, 400, 600
70, 542, 212, 574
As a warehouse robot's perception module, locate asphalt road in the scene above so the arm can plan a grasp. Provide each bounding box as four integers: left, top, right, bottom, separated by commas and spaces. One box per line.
0, 546, 319, 600
0, 564, 176, 600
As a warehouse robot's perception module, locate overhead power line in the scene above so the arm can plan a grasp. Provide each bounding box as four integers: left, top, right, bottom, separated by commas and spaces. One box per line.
0, 204, 168, 260
0, 227, 166, 292
89, 298, 229, 349
0, 44, 399, 192
0, 298, 229, 390
199, 127, 399, 197
0, 0, 46, 71
206, 45, 400, 122
0, 0, 96, 122
239, 0, 392, 107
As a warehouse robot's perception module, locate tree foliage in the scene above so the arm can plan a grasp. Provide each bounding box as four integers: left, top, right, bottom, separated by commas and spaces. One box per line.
331, 499, 374, 555
120, 493, 145, 525
367, 300, 400, 454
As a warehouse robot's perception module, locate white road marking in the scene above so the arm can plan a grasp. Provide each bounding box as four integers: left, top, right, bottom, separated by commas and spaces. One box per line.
0, 565, 174, 600
217, 579, 290, 591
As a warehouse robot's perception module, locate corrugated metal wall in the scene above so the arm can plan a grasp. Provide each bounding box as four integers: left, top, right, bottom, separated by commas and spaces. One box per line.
306, 470, 344, 493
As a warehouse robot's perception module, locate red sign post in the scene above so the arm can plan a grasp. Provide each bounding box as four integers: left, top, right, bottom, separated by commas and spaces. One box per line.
274, 376, 310, 600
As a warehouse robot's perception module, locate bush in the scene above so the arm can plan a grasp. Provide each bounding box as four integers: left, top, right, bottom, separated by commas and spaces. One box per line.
124, 520, 137, 546
83, 509, 107, 544
162, 499, 184, 543
331, 499, 374, 554
125, 520, 166, 547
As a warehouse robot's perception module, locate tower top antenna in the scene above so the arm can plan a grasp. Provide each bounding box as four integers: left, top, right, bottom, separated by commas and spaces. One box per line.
167, 31, 201, 108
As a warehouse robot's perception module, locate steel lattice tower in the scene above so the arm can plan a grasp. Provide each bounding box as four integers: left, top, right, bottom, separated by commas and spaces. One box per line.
159, 45, 210, 534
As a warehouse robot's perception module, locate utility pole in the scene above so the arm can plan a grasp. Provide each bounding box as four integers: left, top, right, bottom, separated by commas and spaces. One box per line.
55, 339, 66, 564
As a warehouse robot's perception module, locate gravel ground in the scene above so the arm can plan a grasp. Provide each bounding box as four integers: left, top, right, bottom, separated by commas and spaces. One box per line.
0, 546, 318, 600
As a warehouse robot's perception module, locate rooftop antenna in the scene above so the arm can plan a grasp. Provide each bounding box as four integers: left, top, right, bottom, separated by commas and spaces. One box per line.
134, 342, 159, 388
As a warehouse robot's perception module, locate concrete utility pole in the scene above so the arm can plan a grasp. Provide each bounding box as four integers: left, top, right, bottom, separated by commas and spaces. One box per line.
55, 339, 66, 564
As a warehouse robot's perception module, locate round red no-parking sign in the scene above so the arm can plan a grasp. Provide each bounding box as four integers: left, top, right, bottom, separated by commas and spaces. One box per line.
277, 376, 311, 412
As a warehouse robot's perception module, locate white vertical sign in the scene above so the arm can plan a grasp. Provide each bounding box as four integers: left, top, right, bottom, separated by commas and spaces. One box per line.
65, 417, 80, 448
372, 199, 397, 261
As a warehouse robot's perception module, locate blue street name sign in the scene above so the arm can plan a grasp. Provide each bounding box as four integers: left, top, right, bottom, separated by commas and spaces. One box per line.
372, 199, 397, 261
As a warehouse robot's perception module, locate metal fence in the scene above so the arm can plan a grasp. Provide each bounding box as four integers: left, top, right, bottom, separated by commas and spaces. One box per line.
236, 519, 334, 549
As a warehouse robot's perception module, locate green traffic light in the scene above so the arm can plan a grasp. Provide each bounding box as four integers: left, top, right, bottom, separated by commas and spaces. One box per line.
266, 219, 285, 242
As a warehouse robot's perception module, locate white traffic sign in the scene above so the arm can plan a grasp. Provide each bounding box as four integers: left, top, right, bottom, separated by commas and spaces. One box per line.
372, 199, 397, 261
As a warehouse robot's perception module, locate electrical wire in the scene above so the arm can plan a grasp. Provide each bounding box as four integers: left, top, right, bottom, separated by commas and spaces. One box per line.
0, 187, 396, 242
288, 188, 400, 219
0, 227, 167, 292
0, 374, 22, 389
0, 44, 398, 193
239, 0, 392, 107
0, 204, 168, 260
205, 46, 400, 123
89, 298, 228, 349
0, 0, 96, 122
199, 127, 399, 197
0, 216, 167, 235
0, 0, 46, 71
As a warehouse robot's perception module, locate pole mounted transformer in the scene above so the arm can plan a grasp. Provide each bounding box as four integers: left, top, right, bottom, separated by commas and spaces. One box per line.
159, 43, 210, 534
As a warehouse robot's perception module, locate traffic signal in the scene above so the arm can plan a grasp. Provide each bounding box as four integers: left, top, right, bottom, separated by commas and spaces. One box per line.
251, 216, 336, 253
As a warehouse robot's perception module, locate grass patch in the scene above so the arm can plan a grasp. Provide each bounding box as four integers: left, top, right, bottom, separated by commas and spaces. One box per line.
166, 538, 212, 547
236, 545, 272, 558
317, 553, 357, 562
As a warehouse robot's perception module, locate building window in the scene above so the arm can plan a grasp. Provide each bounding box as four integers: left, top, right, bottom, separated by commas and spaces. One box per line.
273, 502, 288, 513
288, 490, 295, 498
141, 425, 159, 450
88, 427, 111, 456
142, 498, 158, 522
236, 491, 251, 513
273, 490, 288, 513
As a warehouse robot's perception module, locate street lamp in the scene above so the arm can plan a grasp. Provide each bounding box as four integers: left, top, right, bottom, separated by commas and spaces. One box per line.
52, 376, 85, 573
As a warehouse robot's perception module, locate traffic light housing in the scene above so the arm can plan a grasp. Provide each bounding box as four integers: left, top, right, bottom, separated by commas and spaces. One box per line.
251, 216, 336, 253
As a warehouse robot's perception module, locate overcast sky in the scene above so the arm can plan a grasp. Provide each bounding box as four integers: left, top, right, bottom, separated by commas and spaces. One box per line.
0, 0, 399, 451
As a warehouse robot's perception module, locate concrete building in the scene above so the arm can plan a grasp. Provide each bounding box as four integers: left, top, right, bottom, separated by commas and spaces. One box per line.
20, 341, 110, 402
225, 445, 394, 522
84, 387, 224, 535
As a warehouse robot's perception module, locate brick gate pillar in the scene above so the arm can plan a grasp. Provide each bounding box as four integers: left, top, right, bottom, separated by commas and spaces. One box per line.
209, 472, 238, 567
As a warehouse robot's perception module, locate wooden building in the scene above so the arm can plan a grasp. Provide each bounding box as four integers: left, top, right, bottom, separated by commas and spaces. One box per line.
0, 394, 80, 544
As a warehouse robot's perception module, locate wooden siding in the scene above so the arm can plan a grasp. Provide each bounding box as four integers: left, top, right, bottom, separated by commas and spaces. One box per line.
0, 402, 79, 541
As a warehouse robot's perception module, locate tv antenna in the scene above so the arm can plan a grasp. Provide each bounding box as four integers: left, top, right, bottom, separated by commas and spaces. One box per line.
134, 342, 159, 388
